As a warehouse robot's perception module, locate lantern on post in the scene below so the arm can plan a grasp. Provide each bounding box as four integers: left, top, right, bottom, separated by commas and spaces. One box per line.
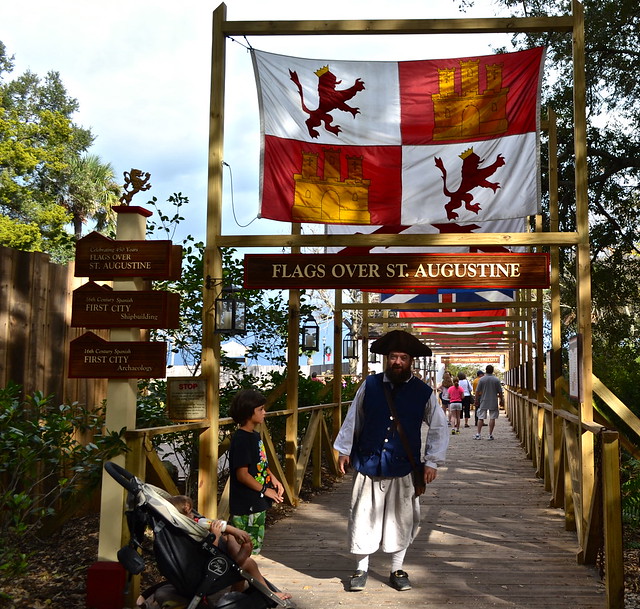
213, 285, 247, 335
343, 333, 358, 360
301, 314, 320, 352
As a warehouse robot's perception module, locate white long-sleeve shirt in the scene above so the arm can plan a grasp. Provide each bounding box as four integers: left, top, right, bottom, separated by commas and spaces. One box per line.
333, 374, 449, 470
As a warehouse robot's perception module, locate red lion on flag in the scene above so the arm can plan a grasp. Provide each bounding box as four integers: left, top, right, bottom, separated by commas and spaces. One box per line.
289, 66, 365, 138
434, 147, 505, 220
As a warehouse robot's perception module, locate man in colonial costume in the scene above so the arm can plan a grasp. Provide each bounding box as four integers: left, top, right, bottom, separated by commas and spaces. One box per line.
334, 330, 449, 592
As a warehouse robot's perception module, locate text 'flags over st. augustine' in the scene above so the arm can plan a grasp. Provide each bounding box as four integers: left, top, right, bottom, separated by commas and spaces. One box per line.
252, 47, 545, 226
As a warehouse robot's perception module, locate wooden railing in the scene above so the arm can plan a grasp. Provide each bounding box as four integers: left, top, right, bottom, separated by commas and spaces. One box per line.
123, 401, 345, 516
505, 374, 628, 609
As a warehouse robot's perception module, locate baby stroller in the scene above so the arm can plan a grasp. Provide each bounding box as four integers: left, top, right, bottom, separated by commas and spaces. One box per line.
105, 462, 290, 609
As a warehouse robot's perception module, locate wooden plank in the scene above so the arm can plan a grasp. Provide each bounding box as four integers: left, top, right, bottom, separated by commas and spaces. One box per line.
217, 232, 580, 249
0, 247, 15, 386
319, 417, 340, 477
257, 416, 604, 608
260, 425, 295, 507
7, 249, 30, 391
143, 437, 180, 495
222, 15, 575, 36
593, 374, 640, 437
295, 410, 322, 495
27, 251, 48, 394
602, 431, 624, 609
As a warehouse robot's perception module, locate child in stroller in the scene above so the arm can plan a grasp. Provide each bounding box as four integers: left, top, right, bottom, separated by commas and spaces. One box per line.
167, 495, 291, 602
105, 462, 293, 609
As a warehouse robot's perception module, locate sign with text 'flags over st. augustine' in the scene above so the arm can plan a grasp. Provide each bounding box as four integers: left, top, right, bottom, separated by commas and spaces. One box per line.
252, 46, 545, 226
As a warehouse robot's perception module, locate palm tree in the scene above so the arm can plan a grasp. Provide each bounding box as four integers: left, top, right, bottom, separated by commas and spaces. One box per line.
62, 154, 121, 239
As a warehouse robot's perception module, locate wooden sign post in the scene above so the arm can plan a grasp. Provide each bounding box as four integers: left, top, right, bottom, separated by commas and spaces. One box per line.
76, 179, 182, 570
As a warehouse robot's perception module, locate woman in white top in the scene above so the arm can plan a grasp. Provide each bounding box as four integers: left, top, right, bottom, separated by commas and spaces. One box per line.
457, 372, 474, 428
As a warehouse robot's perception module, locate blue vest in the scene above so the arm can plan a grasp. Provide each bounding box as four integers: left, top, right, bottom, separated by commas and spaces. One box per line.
352, 373, 432, 478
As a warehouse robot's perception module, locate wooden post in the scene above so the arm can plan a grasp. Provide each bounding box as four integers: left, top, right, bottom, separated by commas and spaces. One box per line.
601, 430, 624, 609
201, 2, 226, 518
97, 208, 148, 562
286, 224, 301, 503
332, 289, 344, 444
571, 0, 595, 549
547, 107, 565, 510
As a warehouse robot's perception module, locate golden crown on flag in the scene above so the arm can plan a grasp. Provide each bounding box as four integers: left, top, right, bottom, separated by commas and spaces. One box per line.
459, 147, 475, 160
314, 65, 330, 77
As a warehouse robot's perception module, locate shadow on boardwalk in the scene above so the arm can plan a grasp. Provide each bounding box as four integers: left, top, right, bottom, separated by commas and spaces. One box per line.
257, 415, 606, 609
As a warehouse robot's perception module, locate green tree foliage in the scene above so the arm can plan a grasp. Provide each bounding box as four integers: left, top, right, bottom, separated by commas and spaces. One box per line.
0, 382, 127, 577
61, 153, 120, 240
487, 0, 640, 353
147, 193, 314, 372
0, 41, 118, 261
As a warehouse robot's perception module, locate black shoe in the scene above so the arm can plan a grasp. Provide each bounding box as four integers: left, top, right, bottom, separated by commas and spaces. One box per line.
349, 570, 368, 591
389, 570, 412, 591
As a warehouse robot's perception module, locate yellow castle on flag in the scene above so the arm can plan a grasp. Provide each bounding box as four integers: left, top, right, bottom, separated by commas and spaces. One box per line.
432, 59, 510, 141
292, 148, 371, 224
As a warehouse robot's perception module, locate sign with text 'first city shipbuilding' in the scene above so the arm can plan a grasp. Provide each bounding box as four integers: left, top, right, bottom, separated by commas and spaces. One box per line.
71, 282, 180, 329
244, 253, 550, 290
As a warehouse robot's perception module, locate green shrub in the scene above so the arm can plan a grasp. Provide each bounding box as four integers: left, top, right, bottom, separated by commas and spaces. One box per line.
0, 382, 127, 576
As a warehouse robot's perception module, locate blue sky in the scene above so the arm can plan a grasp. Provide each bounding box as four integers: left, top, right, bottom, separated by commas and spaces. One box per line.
1, 0, 515, 244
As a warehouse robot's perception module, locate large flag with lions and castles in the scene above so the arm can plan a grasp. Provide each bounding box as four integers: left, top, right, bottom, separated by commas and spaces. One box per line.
252, 47, 545, 226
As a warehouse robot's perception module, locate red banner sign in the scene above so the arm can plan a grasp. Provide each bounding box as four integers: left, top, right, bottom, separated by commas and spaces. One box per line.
244, 253, 550, 290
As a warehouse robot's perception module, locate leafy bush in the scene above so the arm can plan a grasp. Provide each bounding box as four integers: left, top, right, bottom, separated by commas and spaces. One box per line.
0, 382, 127, 576
621, 453, 640, 540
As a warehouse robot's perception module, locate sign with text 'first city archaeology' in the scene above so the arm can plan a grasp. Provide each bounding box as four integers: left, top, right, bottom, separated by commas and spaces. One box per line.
75, 231, 182, 280
68, 332, 167, 379
244, 253, 550, 290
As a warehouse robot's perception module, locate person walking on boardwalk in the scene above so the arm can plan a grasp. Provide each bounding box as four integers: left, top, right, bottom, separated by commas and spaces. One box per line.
473, 365, 504, 440
333, 330, 449, 593
457, 372, 474, 428
472, 370, 484, 426
447, 376, 465, 434
438, 371, 453, 425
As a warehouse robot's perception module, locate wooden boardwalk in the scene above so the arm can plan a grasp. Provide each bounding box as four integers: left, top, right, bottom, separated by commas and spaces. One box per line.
256, 415, 606, 609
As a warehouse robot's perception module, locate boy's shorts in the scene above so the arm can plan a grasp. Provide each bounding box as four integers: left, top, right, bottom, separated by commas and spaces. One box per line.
477, 407, 499, 420
230, 511, 266, 554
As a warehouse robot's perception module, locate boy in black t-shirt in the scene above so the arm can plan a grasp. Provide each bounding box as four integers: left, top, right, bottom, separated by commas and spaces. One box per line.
229, 388, 284, 555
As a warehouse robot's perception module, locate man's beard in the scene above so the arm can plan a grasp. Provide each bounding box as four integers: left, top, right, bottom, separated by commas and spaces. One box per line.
386, 364, 412, 384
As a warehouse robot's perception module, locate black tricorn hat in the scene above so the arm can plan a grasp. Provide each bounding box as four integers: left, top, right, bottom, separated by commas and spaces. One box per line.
370, 330, 432, 357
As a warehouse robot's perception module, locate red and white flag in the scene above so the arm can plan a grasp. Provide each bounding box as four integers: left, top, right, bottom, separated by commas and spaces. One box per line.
253, 47, 545, 226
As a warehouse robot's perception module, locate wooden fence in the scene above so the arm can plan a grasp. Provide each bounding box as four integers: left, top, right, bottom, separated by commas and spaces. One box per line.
505, 375, 628, 609
0, 246, 107, 408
